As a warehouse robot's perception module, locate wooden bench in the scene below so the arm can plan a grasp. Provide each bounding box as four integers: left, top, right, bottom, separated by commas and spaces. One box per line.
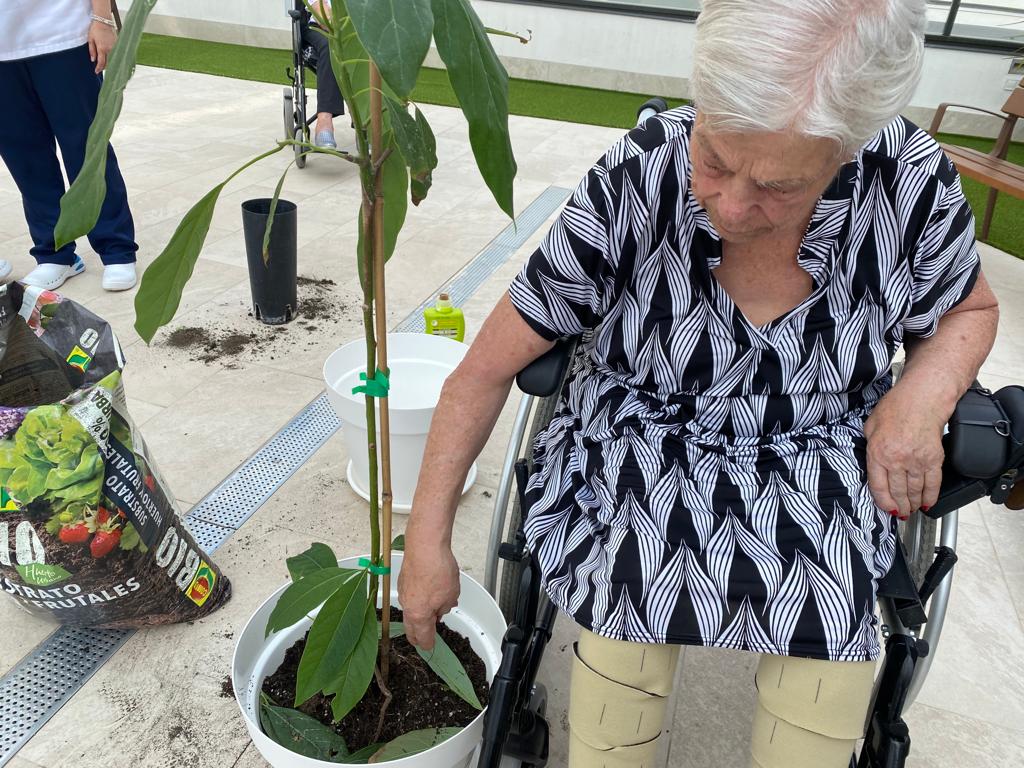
928, 80, 1024, 240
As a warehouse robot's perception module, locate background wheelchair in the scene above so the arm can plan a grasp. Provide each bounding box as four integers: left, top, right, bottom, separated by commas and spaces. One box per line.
475, 100, 1024, 768
283, 0, 315, 169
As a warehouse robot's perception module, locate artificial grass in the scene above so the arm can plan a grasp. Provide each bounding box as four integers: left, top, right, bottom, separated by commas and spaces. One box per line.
136, 33, 1023, 257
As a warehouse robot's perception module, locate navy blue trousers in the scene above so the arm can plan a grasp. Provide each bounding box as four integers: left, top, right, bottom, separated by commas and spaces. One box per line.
0, 44, 137, 266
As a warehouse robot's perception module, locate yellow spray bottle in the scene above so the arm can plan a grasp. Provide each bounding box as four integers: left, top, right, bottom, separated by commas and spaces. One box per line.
423, 293, 465, 342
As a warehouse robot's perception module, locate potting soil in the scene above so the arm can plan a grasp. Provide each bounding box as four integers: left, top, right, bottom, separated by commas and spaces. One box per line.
262, 607, 490, 752
0, 282, 231, 627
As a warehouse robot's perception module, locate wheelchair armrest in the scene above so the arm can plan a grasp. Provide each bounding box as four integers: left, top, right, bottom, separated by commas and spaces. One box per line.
516, 337, 579, 398
928, 384, 1024, 517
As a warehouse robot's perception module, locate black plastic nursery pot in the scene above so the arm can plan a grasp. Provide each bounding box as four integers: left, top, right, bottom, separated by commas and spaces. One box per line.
241, 198, 298, 325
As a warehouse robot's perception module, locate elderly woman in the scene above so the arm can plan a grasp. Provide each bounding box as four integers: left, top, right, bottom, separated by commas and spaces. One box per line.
399, 0, 999, 765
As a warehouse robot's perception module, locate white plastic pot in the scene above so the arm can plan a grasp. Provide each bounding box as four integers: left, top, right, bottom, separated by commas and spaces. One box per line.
323, 333, 477, 511
233, 553, 509, 767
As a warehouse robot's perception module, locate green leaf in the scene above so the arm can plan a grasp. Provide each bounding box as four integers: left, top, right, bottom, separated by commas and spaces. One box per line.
346, 0, 433, 99
328, 7, 370, 127
390, 534, 405, 552
417, 632, 482, 710
262, 163, 293, 265
265, 567, 360, 639
119, 523, 141, 552
368, 727, 462, 762
259, 698, 350, 761
356, 142, 409, 290
384, 97, 437, 206
295, 571, 370, 707
132, 145, 284, 344
340, 742, 385, 763
53, 0, 158, 250
287, 543, 339, 582
326, 598, 379, 723
377, 620, 405, 639
16, 563, 71, 588
431, 0, 517, 218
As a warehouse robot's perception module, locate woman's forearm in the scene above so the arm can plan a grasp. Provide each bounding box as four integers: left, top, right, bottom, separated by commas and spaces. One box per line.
405, 369, 515, 548
91, 0, 112, 16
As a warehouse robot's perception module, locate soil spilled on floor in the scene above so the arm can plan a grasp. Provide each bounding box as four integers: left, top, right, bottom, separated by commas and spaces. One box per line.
162, 276, 351, 364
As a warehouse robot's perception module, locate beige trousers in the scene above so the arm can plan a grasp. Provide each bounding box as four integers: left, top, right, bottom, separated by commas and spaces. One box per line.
569, 629, 876, 768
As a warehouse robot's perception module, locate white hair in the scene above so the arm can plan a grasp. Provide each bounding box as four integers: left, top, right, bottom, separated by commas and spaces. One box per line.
691, 0, 926, 156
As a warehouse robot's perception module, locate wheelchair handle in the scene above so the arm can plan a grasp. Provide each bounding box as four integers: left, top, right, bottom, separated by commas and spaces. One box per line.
637, 97, 668, 125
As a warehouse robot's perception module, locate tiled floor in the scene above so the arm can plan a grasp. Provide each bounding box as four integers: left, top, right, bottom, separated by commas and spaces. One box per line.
1, 66, 1022, 768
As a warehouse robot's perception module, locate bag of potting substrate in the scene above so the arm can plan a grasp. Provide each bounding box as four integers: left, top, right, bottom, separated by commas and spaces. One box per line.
0, 281, 231, 627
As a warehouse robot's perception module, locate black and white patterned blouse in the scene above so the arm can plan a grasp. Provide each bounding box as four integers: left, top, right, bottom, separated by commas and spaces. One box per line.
509, 106, 980, 662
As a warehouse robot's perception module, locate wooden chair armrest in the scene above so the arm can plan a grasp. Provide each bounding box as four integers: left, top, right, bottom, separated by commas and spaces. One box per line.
929, 102, 1010, 137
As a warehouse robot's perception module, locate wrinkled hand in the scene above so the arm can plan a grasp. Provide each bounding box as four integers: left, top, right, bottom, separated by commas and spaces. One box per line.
88, 21, 117, 74
397, 539, 460, 652
864, 388, 947, 520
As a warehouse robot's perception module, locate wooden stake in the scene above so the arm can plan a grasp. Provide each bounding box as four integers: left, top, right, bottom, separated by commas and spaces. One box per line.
369, 63, 394, 682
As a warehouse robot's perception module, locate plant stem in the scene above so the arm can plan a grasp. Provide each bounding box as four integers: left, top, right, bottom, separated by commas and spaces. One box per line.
370, 63, 394, 685
372, 663, 393, 745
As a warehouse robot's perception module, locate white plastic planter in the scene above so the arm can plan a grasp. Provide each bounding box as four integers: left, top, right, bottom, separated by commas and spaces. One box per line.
323, 333, 477, 511
232, 553, 508, 767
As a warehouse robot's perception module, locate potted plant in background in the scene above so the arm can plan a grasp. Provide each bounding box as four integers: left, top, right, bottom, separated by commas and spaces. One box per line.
54, 0, 520, 763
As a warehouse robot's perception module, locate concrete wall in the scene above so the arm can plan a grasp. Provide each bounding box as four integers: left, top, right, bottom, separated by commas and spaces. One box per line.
126, 0, 1024, 138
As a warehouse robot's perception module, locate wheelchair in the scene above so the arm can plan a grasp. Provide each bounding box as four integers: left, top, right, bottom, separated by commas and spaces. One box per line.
475, 100, 1024, 768
283, 0, 317, 169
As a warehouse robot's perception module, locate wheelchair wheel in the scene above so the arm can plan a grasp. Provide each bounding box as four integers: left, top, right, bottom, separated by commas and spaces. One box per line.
294, 127, 307, 169
497, 391, 561, 623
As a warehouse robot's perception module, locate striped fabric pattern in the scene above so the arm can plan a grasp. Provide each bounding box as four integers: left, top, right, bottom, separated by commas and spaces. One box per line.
509, 106, 980, 661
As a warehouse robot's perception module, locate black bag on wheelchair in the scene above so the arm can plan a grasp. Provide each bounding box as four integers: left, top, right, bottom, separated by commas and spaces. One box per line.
935, 384, 1024, 514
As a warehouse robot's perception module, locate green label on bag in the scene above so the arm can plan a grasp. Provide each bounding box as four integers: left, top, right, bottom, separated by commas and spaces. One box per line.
16, 562, 72, 587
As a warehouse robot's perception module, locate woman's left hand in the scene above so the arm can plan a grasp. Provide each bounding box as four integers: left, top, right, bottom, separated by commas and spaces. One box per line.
88, 20, 117, 74
863, 387, 947, 520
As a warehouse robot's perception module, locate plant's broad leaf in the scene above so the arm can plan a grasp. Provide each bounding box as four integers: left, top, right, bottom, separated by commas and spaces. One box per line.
432, 0, 516, 218
384, 97, 437, 205
54, 0, 158, 250
265, 567, 360, 638
133, 183, 223, 344
346, 0, 433, 98
340, 742, 385, 763
326, 598, 379, 722
368, 727, 462, 763
378, 620, 405, 639
133, 145, 284, 343
417, 632, 482, 710
411, 107, 437, 204
327, 4, 370, 128
356, 141, 409, 289
287, 543, 339, 582
260, 699, 350, 760
262, 162, 293, 265
295, 571, 370, 707
390, 534, 405, 552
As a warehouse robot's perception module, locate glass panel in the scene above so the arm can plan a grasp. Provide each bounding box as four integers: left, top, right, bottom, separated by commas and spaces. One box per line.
928, 1, 1024, 42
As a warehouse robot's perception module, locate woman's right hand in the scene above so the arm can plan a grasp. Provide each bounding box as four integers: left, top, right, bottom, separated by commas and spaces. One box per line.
398, 537, 460, 652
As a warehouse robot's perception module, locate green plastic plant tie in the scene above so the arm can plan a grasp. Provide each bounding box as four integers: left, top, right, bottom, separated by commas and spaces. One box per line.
358, 557, 391, 576
351, 368, 390, 398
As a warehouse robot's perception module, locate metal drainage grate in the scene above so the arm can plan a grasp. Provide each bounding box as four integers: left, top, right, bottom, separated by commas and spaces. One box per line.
0, 628, 134, 762
0, 184, 571, 767
186, 394, 341, 534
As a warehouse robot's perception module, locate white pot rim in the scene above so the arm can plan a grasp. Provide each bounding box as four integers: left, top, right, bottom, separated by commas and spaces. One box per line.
232, 552, 506, 767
